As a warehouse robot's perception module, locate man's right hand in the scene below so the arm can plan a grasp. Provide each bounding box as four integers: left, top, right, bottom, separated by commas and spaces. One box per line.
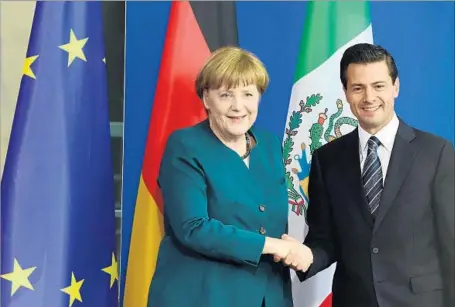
274, 234, 314, 272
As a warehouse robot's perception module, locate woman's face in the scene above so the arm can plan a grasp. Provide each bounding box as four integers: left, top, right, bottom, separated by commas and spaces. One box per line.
203, 83, 260, 139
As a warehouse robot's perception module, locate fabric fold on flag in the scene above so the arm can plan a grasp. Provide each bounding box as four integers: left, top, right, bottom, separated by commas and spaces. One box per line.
1, 2, 118, 307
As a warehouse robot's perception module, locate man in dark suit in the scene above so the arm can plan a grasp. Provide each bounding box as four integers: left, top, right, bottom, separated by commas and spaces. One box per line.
282, 43, 454, 307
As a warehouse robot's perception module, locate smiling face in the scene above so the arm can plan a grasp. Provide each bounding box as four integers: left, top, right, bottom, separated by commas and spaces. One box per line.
344, 60, 400, 134
195, 46, 269, 141
203, 84, 260, 139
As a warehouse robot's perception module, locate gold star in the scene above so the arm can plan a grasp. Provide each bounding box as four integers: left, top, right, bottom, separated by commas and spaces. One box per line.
61, 272, 84, 307
58, 29, 88, 67
23, 55, 39, 79
102, 57, 106, 64
101, 253, 118, 288
0, 258, 36, 296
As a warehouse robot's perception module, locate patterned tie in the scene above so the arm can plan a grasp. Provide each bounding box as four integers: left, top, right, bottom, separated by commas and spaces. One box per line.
362, 136, 383, 217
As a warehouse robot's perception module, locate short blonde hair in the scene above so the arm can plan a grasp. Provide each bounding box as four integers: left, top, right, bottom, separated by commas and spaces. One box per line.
195, 46, 269, 99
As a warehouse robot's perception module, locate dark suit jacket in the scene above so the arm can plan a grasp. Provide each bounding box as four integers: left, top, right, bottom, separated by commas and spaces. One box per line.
298, 120, 454, 307
148, 120, 293, 307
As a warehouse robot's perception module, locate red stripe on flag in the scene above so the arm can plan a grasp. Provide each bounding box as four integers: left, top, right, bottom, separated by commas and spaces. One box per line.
123, 3, 209, 306
141, 1, 208, 206
320, 293, 333, 307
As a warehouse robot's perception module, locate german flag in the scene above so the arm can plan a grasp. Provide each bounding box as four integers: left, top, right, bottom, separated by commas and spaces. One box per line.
122, 2, 239, 306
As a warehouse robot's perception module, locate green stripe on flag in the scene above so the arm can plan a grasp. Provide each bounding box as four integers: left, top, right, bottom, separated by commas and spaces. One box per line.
295, 1, 370, 81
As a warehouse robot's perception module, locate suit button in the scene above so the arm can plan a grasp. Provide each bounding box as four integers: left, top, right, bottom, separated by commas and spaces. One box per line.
259, 204, 266, 212
259, 227, 266, 235
372, 247, 379, 254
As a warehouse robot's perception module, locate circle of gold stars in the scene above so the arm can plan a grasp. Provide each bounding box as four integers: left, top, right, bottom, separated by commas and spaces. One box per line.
22, 28, 106, 80
5, 27, 114, 307
1, 253, 118, 306
4, 26, 116, 307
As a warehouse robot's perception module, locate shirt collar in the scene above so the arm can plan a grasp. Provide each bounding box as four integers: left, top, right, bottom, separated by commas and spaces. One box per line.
358, 113, 400, 153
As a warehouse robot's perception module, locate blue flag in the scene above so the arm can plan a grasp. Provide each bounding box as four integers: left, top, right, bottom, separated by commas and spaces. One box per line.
1, 2, 118, 306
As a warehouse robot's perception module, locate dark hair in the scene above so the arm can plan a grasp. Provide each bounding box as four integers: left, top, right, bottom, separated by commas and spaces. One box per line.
340, 43, 398, 89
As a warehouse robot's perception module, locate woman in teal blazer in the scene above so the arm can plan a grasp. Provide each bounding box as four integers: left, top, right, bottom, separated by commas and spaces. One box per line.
148, 47, 307, 307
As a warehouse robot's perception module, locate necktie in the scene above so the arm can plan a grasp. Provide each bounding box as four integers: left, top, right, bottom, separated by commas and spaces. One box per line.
362, 136, 383, 217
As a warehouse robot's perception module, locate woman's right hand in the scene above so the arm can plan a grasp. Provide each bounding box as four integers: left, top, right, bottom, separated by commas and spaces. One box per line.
262, 237, 292, 258
262, 236, 313, 272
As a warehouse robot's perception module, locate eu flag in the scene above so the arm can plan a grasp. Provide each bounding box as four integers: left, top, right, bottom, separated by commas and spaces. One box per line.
1, 2, 118, 307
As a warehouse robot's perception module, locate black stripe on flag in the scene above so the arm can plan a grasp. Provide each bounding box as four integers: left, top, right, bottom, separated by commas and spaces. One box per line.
190, 1, 239, 51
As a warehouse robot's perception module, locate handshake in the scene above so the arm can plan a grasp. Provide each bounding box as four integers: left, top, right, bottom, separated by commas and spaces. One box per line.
263, 234, 313, 272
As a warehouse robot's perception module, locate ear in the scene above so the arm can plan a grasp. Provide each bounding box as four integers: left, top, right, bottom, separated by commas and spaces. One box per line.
202, 90, 210, 110
393, 77, 400, 98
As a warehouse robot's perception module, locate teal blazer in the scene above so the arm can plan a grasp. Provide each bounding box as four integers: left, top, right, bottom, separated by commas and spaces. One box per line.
148, 120, 293, 307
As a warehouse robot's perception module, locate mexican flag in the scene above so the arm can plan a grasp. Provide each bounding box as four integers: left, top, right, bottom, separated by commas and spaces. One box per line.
282, 2, 371, 306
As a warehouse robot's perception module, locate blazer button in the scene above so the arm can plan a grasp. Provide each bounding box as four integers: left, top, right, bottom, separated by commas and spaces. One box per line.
259, 204, 266, 212
372, 247, 379, 254
259, 227, 266, 235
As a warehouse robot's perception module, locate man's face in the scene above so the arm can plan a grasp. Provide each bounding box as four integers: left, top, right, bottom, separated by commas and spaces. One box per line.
344, 60, 399, 134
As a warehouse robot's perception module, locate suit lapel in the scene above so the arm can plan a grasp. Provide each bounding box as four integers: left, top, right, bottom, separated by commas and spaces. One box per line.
373, 120, 418, 234
341, 129, 374, 228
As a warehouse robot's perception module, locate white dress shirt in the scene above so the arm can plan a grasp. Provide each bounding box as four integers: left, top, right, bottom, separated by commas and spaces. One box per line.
358, 113, 400, 183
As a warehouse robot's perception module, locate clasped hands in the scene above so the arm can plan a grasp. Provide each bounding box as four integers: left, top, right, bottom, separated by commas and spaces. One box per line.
264, 234, 313, 272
